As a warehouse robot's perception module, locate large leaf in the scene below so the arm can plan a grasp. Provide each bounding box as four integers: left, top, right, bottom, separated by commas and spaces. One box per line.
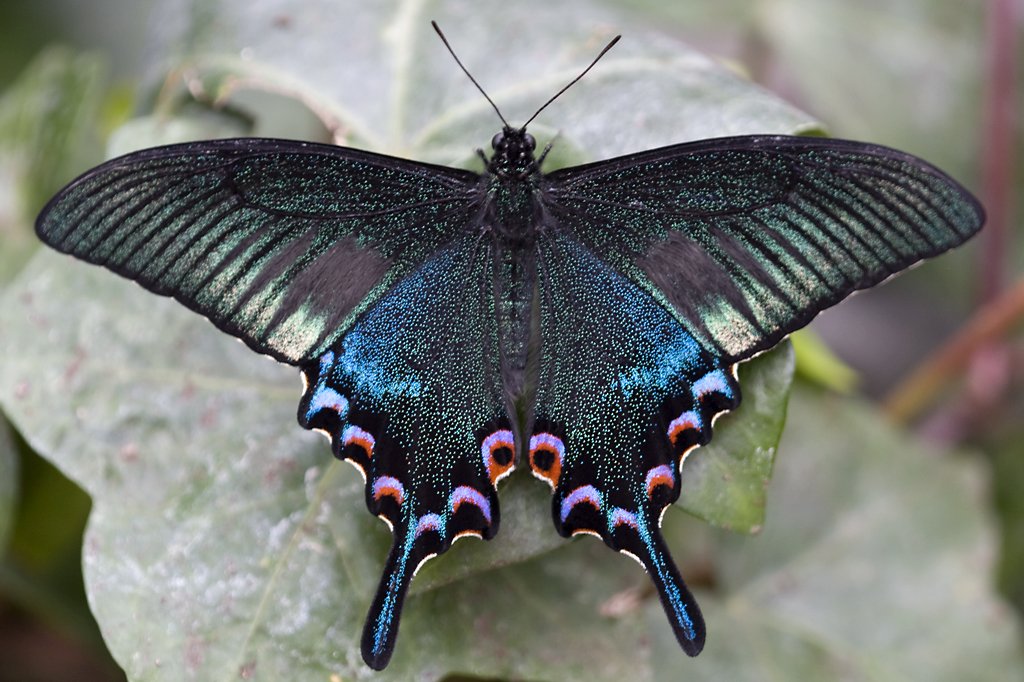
656, 389, 1024, 681
143, 0, 820, 160
0, 0, 816, 678
677, 345, 792, 531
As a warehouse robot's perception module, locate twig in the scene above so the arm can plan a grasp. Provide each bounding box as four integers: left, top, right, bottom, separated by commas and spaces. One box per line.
883, 277, 1024, 423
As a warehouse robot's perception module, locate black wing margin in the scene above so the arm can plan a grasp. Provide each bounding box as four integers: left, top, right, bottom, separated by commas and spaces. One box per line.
542, 135, 984, 364
36, 138, 481, 365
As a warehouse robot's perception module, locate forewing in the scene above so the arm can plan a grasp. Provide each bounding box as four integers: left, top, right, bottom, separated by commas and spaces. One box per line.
35, 138, 481, 365
543, 135, 984, 364
297, 235, 513, 670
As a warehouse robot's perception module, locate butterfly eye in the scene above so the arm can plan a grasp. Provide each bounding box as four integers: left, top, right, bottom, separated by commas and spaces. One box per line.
491, 132, 504, 149
524, 133, 536, 151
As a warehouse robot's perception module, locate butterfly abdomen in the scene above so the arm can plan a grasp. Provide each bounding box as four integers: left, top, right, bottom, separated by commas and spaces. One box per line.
492, 244, 539, 403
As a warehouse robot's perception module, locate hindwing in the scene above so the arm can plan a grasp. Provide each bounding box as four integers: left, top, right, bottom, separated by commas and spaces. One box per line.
531, 230, 741, 655
298, 235, 511, 669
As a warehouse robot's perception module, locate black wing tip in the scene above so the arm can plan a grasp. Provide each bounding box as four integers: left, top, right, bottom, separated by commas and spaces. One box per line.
31, 137, 339, 238
661, 575, 706, 658
361, 639, 396, 671
359, 589, 402, 671
679, 621, 706, 657
35, 176, 85, 249
34, 209, 61, 248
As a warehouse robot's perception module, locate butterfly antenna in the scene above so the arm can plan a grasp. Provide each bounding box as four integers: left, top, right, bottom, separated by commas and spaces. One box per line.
432, 21, 510, 128
522, 33, 621, 130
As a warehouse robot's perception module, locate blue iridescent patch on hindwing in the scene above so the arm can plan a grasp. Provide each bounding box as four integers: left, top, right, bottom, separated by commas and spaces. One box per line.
531, 231, 740, 655
297, 238, 513, 670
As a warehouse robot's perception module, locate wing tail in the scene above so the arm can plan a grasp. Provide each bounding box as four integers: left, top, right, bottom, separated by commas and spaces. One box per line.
612, 511, 705, 655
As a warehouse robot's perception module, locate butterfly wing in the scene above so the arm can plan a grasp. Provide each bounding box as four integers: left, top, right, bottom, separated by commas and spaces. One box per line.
35, 138, 481, 365
532, 135, 983, 656
531, 230, 739, 655
299, 235, 511, 669
36, 138, 511, 668
542, 135, 985, 364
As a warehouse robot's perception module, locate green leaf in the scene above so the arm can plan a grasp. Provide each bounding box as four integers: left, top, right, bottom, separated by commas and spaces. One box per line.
142, 0, 817, 161
990, 412, 1024, 614
677, 344, 793, 532
0, 47, 105, 284
0, 1, 819, 678
791, 329, 858, 392
105, 111, 249, 158
657, 388, 1024, 681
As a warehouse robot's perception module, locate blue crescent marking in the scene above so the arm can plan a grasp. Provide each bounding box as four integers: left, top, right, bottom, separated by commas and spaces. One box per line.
609, 507, 639, 530
306, 385, 349, 421
560, 485, 603, 523
692, 369, 732, 399
414, 513, 443, 538
449, 486, 492, 524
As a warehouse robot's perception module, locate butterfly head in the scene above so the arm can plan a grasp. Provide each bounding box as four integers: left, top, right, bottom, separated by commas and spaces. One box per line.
488, 126, 538, 178
432, 21, 618, 182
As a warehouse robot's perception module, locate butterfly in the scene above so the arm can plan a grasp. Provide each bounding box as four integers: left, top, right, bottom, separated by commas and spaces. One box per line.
35, 23, 983, 671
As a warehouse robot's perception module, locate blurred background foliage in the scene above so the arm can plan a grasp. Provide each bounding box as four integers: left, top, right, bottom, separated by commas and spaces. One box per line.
0, 0, 1021, 680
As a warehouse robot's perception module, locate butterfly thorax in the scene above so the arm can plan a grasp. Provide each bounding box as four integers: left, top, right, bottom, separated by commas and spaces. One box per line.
484, 127, 544, 248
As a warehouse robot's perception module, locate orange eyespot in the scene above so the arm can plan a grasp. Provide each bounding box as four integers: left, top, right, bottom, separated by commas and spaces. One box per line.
481, 430, 515, 484
645, 465, 675, 499
371, 476, 404, 506
528, 433, 564, 488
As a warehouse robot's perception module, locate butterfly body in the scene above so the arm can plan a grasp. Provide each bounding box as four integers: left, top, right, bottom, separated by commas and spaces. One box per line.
482, 132, 545, 403
36, 75, 983, 671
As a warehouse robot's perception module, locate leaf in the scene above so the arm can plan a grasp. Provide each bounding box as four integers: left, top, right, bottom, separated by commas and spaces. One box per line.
142, 0, 819, 160
0, 47, 106, 285
0, 0, 817, 678
790, 329, 858, 392
655, 388, 1024, 681
105, 111, 249, 159
677, 344, 793, 532
990, 415, 1024, 613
